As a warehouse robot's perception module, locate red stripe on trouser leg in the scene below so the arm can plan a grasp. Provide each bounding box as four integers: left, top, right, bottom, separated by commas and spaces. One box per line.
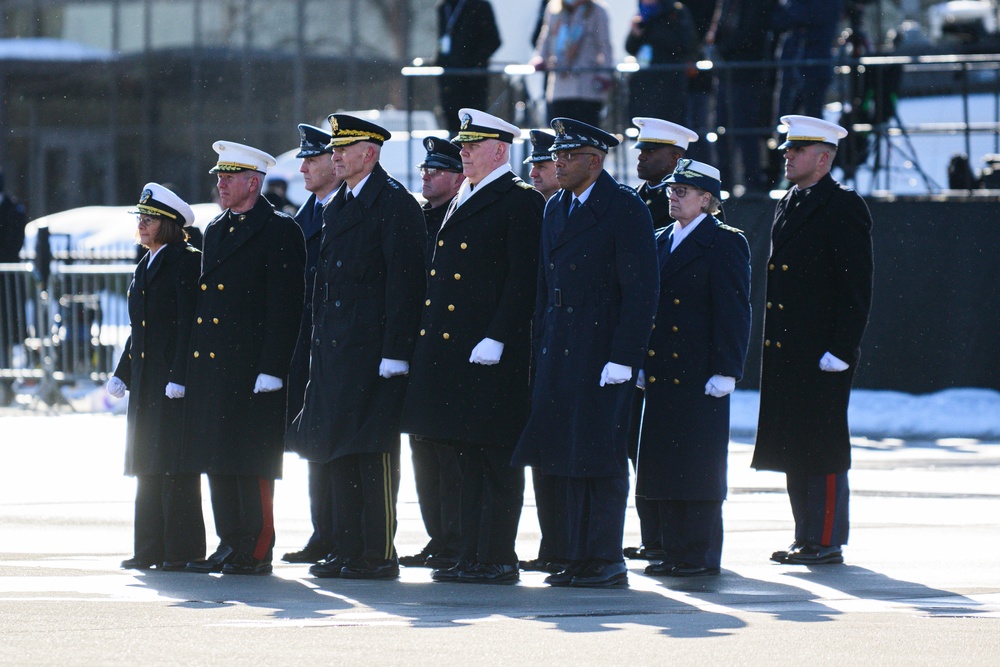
821, 473, 836, 546
253, 477, 274, 561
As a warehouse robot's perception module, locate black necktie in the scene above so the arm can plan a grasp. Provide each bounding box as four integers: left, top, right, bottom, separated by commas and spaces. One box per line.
314, 199, 324, 221
345, 190, 354, 204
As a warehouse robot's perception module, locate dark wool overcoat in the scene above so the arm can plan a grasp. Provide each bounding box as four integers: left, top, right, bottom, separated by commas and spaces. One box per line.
114, 242, 201, 475
751, 173, 873, 474
181, 196, 305, 478
287, 164, 427, 462
512, 171, 659, 478
401, 171, 543, 449
635, 218, 752, 501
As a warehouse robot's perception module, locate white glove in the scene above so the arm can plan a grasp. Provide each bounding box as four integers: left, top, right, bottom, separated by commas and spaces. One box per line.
164, 382, 186, 399
253, 373, 284, 393
599, 362, 632, 387
819, 352, 850, 372
704, 375, 736, 398
379, 358, 409, 378
636, 369, 646, 390
469, 337, 504, 365
106, 376, 126, 398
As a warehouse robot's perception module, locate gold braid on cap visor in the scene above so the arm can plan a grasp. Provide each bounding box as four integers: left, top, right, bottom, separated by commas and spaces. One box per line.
137, 204, 178, 219
456, 130, 502, 142
637, 138, 678, 145
787, 135, 828, 142
326, 131, 387, 147
214, 161, 261, 172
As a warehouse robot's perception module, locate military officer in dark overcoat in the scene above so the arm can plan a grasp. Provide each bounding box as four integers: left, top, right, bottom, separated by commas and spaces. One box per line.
108, 183, 206, 571
287, 115, 426, 580
752, 115, 874, 565
402, 109, 543, 585
635, 160, 751, 578
400, 137, 466, 570
182, 141, 306, 575
523, 129, 559, 202
625, 116, 699, 562
282, 123, 344, 565
512, 118, 659, 588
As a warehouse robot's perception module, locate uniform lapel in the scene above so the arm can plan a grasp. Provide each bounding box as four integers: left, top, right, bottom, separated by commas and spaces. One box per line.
662, 217, 715, 279
441, 172, 511, 234
323, 164, 388, 247
203, 198, 269, 274
551, 170, 614, 251
773, 174, 836, 249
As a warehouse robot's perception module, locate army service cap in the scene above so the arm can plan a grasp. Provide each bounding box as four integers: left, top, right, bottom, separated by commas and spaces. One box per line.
326, 114, 391, 148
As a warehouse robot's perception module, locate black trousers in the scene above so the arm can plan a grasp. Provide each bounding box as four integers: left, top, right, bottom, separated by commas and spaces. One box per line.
787, 471, 850, 547
562, 475, 629, 563
207, 474, 275, 562
656, 500, 724, 569
626, 391, 661, 550
305, 461, 337, 555
410, 435, 462, 556
531, 467, 568, 562
455, 443, 524, 565
332, 451, 401, 562
133, 473, 206, 564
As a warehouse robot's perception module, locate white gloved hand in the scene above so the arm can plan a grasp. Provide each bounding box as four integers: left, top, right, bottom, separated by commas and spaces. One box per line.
636, 369, 646, 390
253, 373, 284, 393
599, 362, 632, 387
469, 337, 504, 365
379, 358, 409, 378
164, 382, 186, 399
704, 375, 736, 398
106, 376, 127, 398
819, 352, 850, 372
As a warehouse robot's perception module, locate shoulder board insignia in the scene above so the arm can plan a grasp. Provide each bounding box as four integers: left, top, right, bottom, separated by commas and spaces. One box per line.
718, 223, 744, 234
516, 180, 534, 190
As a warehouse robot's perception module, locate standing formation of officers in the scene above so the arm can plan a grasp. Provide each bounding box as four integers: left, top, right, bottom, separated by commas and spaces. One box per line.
109, 107, 873, 587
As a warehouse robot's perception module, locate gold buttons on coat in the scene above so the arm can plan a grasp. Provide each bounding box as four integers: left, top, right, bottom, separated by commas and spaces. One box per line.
460, 243, 468, 250
140, 352, 144, 359
197, 317, 203, 324
648, 376, 656, 383
448, 304, 455, 311
671, 326, 678, 332
141, 320, 145, 327
776, 342, 782, 348
647, 350, 655, 357
672, 352, 679, 359
430, 269, 436, 276
454, 273, 461, 280
201, 284, 207, 290
782, 265, 789, 271
420, 329, 426, 336
764, 340, 771, 347
213, 318, 219, 324
438, 240, 444, 246
217, 284, 224, 290
766, 302, 772, 309
768, 264, 775, 271
193, 351, 200, 358
673, 298, 680, 305
674, 378, 680, 385
229, 226, 234, 233
778, 304, 784, 310
210, 352, 215, 358
425, 299, 431, 306
442, 333, 450, 340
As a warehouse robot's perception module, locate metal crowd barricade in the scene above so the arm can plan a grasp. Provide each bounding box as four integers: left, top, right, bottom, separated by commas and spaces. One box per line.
0, 258, 133, 406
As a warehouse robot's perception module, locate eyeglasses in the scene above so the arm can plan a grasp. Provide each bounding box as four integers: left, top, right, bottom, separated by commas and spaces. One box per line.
551, 151, 600, 163
667, 186, 703, 199
137, 215, 161, 227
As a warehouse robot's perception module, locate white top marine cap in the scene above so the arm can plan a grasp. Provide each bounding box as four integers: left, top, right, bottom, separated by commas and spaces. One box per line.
778, 115, 848, 150
131, 182, 195, 227
631, 117, 699, 151
209, 140, 277, 175
454, 108, 519, 144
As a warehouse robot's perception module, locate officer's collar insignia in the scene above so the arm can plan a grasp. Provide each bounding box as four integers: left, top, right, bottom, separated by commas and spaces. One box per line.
330, 116, 339, 133
460, 113, 472, 131
139, 189, 152, 204
553, 120, 566, 136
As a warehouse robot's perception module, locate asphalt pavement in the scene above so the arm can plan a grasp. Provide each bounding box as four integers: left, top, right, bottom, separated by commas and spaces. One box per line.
1, 413, 999, 666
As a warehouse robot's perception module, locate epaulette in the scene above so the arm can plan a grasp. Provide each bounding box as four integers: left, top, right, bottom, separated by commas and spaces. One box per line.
386, 179, 402, 190
618, 183, 639, 195
718, 223, 744, 234
515, 179, 534, 190
185, 245, 201, 253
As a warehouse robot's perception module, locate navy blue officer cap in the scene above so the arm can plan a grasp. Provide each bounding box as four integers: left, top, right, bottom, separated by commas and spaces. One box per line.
296, 124, 333, 158
523, 129, 556, 164
418, 136, 463, 172
549, 117, 620, 153
326, 113, 391, 148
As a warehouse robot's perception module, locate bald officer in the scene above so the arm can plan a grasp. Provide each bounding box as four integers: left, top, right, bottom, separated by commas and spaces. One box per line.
183, 141, 306, 575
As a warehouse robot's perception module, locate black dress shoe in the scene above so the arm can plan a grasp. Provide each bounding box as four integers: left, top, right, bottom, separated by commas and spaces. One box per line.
222, 553, 273, 575
158, 560, 191, 572
431, 560, 472, 582
424, 552, 459, 570
186, 545, 234, 573
544, 561, 584, 587
668, 564, 720, 577
309, 555, 344, 578
643, 561, 679, 576
399, 546, 434, 567
783, 544, 844, 565
120, 557, 156, 570
519, 558, 551, 572
623, 546, 666, 561
339, 558, 399, 580
770, 541, 805, 563
571, 560, 628, 588
282, 544, 330, 564
457, 563, 519, 584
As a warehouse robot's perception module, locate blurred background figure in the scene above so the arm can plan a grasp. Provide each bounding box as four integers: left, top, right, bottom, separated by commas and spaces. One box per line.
624, 0, 699, 126
773, 0, 845, 119
263, 177, 296, 214
532, 0, 614, 127
108, 183, 206, 572
0, 169, 28, 402
435, 0, 502, 134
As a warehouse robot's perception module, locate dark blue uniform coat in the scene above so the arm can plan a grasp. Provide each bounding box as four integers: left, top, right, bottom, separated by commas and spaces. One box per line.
635, 217, 751, 501
512, 171, 659, 478
287, 164, 427, 462
401, 171, 543, 448
752, 173, 873, 474
181, 196, 305, 478
114, 242, 201, 475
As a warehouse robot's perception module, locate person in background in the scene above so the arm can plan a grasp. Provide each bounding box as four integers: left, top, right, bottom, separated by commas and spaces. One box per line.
0, 169, 28, 402
625, 0, 699, 124
532, 0, 614, 127
435, 0, 502, 134
108, 183, 206, 572
182, 141, 305, 576
753, 115, 874, 566
263, 177, 296, 215
400, 136, 466, 570
523, 129, 560, 202
636, 159, 751, 578
282, 123, 344, 566
773, 0, 845, 119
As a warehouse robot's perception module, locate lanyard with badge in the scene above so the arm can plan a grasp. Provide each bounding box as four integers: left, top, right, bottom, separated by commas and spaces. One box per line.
439, 0, 469, 56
